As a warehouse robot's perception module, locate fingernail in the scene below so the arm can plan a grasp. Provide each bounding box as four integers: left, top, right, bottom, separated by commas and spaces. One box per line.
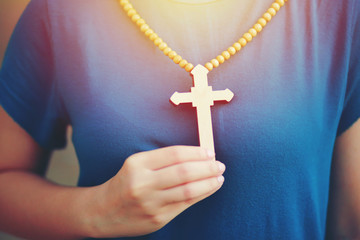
217, 176, 224, 183
217, 162, 225, 172
206, 149, 215, 158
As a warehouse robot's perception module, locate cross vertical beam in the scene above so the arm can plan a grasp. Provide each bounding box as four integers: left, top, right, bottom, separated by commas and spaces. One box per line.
170, 64, 234, 154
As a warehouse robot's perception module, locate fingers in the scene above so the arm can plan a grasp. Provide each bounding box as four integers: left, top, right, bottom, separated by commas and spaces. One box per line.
158, 175, 225, 205
139, 178, 224, 230
140, 146, 215, 170
160, 182, 223, 216
107, 146, 224, 236
154, 160, 225, 190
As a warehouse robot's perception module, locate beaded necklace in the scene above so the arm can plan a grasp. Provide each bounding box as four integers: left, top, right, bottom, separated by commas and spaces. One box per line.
119, 0, 288, 153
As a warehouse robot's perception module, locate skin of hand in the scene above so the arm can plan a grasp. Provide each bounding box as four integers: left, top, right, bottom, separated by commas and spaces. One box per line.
87, 146, 225, 238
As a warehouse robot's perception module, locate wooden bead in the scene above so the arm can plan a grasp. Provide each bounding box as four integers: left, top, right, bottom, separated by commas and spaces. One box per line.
239, 38, 247, 47
205, 62, 214, 71
263, 12, 272, 22
119, 0, 288, 73
179, 59, 188, 68
254, 23, 263, 32
227, 47, 236, 55
136, 18, 146, 26
120, 0, 129, 6
123, 3, 133, 11
216, 55, 225, 64
144, 29, 154, 37
185, 63, 194, 72
258, 18, 267, 27
243, 33, 253, 42
276, 0, 285, 6
268, 8, 277, 17
249, 28, 257, 37
173, 55, 182, 64
149, 33, 158, 41
158, 42, 168, 50
222, 51, 231, 60
127, 9, 136, 17
233, 42, 241, 51
140, 24, 150, 32
272, 3, 281, 11
168, 51, 177, 60
154, 38, 163, 46
163, 47, 172, 56
131, 14, 140, 22
211, 59, 220, 68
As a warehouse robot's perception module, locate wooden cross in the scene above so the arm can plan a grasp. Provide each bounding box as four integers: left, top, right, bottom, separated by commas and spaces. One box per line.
170, 64, 234, 153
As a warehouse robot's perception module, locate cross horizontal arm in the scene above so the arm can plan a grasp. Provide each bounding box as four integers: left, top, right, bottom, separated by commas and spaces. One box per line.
170, 92, 194, 105
212, 89, 234, 102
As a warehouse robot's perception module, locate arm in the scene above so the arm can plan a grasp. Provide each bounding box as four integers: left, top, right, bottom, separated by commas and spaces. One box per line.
0, 106, 225, 239
326, 118, 360, 239
0, 106, 99, 239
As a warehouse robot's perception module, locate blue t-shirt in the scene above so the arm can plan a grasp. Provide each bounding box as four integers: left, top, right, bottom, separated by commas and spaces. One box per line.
1, 0, 360, 239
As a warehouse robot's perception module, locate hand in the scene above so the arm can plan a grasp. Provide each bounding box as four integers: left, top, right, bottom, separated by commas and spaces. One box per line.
92, 146, 225, 238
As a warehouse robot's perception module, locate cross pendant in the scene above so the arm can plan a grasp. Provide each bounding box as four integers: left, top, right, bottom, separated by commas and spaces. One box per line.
170, 64, 234, 154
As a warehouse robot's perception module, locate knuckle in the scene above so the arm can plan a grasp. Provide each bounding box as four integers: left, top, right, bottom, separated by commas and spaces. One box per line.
127, 178, 144, 200
124, 165, 151, 200
149, 214, 164, 226
183, 185, 195, 200
176, 165, 190, 181
124, 155, 138, 171
127, 185, 141, 200
139, 202, 155, 215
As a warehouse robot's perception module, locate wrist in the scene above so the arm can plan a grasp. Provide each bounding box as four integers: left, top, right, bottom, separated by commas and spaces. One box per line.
73, 184, 109, 239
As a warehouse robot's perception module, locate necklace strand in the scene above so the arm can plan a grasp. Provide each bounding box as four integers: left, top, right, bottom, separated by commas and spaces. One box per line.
119, 0, 287, 72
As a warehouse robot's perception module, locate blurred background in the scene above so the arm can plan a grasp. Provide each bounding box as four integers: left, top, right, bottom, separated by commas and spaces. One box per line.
0, 1, 80, 239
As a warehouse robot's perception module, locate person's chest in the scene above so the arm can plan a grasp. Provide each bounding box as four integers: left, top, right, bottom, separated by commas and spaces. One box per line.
49, 0, 351, 185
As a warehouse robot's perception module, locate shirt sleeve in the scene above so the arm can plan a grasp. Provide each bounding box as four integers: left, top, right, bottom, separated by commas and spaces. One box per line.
0, 0, 68, 149
336, 2, 360, 137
